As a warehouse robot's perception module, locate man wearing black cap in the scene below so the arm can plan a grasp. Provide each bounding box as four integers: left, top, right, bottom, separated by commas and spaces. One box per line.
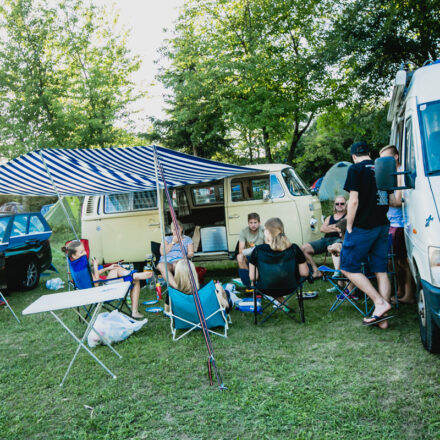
340, 141, 393, 328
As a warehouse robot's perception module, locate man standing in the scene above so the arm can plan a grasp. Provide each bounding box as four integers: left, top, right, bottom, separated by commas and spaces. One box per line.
379, 145, 415, 303
340, 141, 392, 327
237, 213, 265, 270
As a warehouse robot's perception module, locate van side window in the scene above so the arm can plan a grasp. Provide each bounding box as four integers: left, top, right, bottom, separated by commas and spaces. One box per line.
192, 184, 224, 206
104, 191, 157, 213
404, 118, 416, 171
0, 217, 9, 243
230, 176, 270, 201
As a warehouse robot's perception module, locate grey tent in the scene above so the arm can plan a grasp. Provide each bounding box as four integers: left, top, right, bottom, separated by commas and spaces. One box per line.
318, 161, 351, 201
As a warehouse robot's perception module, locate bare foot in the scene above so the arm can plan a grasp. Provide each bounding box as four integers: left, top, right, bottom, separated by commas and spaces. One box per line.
312, 270, 323, 279
391, 296, 415, 305
131, 312, 144, 319
376, 320, 389, 329
363, 301, 392, 324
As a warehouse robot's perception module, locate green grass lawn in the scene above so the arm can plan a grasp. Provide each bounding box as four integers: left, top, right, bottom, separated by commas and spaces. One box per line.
1, 230, 439, 440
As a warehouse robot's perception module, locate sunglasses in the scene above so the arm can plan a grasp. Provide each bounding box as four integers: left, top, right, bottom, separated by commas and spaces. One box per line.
335, 202, 345, 206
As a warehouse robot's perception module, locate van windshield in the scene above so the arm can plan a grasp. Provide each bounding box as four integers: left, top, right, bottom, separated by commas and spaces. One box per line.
419, 100, 440, 174
281, 168, 310, 196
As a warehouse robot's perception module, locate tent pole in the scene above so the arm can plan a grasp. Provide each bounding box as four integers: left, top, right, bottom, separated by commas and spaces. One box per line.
37, 151, 79, 241
153, 148, 169, 287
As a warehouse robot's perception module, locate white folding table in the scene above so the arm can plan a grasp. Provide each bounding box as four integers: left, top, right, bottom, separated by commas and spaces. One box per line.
22, 282, 130, 386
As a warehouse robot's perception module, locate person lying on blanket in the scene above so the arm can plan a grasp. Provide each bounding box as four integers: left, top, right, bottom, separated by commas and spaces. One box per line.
63, 241, 152, 320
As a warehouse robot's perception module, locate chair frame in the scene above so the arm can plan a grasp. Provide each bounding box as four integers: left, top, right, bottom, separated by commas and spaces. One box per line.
253, 281, 306, 325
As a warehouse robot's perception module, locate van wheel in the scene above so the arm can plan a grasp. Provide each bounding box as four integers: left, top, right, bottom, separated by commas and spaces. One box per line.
417, 275, 440, 353
20, 258, 40, 291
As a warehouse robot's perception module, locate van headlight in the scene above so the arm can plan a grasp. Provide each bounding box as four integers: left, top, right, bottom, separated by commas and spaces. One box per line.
429, 247, 440, 287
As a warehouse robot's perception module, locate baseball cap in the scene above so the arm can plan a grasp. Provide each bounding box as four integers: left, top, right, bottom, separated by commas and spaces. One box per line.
350, 141, 370, 155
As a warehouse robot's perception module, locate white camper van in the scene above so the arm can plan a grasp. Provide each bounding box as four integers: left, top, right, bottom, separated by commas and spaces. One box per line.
381, 60, 440, 352
81, 164, 322, 266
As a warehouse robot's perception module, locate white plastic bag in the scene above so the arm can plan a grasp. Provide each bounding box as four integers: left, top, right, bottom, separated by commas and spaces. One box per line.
87, 310, 147, 347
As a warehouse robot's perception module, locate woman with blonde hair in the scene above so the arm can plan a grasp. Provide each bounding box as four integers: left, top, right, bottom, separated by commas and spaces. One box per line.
249, 218, 309, 297
174, 259, 200, 294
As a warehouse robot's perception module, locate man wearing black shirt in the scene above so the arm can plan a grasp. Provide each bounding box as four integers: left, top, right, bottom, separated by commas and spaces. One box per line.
340, 141, 392, 328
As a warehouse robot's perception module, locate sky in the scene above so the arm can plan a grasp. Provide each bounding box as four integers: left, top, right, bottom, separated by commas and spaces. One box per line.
94, 0, 185, 132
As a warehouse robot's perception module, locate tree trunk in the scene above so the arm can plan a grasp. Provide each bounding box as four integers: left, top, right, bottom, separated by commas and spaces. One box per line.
287, 113, 314, 163
262, 126, 272, 163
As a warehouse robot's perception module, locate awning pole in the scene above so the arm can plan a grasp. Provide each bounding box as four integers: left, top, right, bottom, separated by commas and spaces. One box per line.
37, 151, 79, 241
153, 148, 169, 286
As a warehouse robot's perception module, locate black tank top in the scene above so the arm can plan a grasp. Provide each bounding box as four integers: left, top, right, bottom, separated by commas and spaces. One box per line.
325, 214, 346, 238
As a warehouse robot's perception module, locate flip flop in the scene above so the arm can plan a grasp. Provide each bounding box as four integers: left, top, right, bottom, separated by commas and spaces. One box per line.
362, 314, 394, 326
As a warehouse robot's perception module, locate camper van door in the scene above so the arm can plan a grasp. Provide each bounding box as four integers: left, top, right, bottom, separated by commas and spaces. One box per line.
225, 173, 303, 250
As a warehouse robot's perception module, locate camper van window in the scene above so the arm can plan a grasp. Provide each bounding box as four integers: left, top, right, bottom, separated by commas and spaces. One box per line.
270, 175, 284, 198
231, 182, 244, 201
192, 184, 224, 206
250, 178, 270, 200
419, 101, 440, 173
104, 191, 157, 213
404, 118, 416, 172
281, 168, 310, 196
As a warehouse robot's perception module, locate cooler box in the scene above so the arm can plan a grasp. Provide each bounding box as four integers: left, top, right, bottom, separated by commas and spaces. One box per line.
200, 226, 228, 252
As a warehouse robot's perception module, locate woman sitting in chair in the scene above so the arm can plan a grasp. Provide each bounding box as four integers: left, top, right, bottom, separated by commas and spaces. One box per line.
63, 241, 152, 320
157, 219, 194, 289
248, 217, 309, 299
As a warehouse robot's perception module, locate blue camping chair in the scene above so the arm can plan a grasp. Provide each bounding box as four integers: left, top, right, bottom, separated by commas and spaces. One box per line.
66, 248, 134, 319
168, 280, 229, 341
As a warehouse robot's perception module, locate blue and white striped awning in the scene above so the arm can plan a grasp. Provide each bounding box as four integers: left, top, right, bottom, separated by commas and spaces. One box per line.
0, 145, 259, 196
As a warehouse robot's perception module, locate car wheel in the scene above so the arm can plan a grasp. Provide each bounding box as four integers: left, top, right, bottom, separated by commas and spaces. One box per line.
20, 258, 40, 291
417, 274, 440, 353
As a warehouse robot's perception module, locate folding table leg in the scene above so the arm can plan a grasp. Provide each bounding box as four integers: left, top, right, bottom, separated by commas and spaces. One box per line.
0, 291, 20, 324
51, 303, 117, 386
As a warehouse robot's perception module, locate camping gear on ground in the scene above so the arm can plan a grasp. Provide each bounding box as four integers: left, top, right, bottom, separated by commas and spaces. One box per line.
302, 291, 319, 299
318, 161, 351, 201
196, 266, 207, 284
22, 282, 130, 386
87, 310, 147, 348
168, 280, 230, 341
46, 278, 65, 290
145, 306, 164, 313
235, 297, 262, 313
0, 290, 20, 323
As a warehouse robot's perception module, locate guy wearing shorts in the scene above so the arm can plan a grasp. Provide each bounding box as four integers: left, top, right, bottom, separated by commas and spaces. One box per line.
341, 141, 392, 328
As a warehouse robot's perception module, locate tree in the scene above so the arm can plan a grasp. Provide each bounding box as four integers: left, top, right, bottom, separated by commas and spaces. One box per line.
0, 0, 142, 158
326, 0, 440, 101
153, 0, 339, 162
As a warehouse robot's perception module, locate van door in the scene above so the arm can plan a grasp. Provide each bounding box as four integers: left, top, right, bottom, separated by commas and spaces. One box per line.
99, 190, 161, 263
225, 173, 303, 251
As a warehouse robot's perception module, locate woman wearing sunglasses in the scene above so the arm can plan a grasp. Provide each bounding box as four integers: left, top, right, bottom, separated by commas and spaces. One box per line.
301, 195, 347, 279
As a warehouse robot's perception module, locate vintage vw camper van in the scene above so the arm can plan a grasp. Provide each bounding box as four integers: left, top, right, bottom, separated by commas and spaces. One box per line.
378, 60, 440, 352
81, 164, 322, 265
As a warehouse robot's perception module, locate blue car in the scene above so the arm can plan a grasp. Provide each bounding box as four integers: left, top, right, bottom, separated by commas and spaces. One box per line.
0, 212, 53, 291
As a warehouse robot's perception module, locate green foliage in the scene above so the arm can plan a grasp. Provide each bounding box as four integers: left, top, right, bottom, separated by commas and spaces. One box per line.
0, 0, 142, 158
151, 0, 339, 162
326, 0, 440, 101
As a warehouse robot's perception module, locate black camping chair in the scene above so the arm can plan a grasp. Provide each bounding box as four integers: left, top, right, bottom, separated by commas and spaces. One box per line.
252, 255, 311, 325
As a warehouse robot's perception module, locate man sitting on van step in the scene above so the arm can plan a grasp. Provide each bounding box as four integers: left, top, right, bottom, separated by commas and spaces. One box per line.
157, 219, 194, 289
340, 141, 393, 328
237, 213, 265, 287
301, 195, 347, 279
